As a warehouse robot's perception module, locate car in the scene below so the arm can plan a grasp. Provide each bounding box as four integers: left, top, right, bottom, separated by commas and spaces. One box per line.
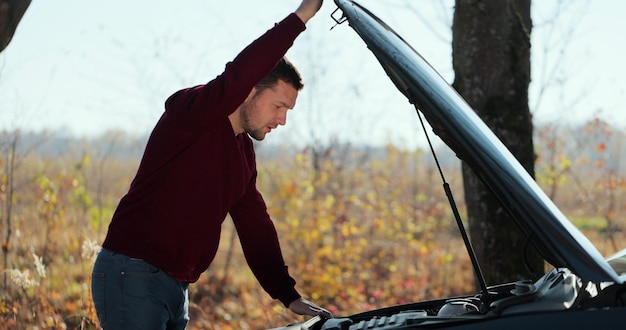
270, 0, 626, 329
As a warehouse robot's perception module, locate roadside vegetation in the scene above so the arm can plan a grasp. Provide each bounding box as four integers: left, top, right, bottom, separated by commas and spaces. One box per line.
0, 119, 624, 329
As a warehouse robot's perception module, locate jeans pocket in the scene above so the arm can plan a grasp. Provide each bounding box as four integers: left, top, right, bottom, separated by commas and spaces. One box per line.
124, 258, 161, 275
91, 272, 106, 324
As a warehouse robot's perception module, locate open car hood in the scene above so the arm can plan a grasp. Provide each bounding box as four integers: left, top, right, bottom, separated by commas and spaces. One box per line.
333, 0, 621, 284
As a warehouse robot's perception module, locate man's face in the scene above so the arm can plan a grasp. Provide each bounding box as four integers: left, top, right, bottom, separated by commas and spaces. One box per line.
240, 80, 298, 141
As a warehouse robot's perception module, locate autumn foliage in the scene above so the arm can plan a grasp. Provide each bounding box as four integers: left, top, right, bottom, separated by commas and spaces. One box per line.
0, 119, 625, 329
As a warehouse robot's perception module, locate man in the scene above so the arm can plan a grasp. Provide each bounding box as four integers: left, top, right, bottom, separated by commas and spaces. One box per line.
91, 1, 332, 328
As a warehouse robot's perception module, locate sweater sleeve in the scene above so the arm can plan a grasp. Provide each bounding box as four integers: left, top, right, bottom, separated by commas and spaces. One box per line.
229, 169, 301, 307
164, 13, 306, 131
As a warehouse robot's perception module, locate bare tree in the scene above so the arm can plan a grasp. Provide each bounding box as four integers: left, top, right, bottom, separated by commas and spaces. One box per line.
0, 130, 19, 289
0, 130, 49, 289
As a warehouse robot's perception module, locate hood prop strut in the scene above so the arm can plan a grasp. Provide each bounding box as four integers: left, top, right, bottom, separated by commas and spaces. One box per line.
412, 96, 491, 309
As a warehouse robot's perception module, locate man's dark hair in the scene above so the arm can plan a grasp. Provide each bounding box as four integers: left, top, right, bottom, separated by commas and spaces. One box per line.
255, 57, 303, 92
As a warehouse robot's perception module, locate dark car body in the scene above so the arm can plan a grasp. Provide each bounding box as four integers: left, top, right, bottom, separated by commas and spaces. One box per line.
271, 1, 626, 329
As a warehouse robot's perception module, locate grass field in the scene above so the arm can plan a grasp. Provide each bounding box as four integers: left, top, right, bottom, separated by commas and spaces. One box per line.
1, 123, 624, 329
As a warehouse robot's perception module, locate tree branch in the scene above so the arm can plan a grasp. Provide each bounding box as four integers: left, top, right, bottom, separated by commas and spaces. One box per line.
0, 0, 32, 53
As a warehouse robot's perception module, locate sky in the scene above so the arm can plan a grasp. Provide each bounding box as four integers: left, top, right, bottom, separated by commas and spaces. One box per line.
1, 0, 624, 149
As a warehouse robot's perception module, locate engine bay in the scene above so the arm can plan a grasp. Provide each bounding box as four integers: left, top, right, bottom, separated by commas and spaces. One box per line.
273, 267, 625, 330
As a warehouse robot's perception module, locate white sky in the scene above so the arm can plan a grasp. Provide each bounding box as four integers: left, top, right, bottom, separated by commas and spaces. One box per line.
1, 0, 624, 148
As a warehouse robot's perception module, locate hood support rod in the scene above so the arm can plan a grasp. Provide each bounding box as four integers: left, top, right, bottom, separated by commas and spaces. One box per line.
412, 97, 491, 308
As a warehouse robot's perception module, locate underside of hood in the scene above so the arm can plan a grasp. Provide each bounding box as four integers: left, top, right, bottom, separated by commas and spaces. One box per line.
333, 0, 621, 284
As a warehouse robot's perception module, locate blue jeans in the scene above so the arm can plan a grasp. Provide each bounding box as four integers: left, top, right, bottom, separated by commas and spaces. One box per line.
91, 248, 190, 330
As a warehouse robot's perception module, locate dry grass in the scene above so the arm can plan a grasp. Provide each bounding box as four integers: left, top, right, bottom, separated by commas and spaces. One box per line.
1, 126, 624, 329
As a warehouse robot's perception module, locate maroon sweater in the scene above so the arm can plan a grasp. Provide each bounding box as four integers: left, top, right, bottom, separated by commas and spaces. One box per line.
102, 14, 306, 306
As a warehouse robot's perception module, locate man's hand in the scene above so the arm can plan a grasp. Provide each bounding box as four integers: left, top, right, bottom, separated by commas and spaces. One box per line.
295, 0, 323, 24
288, 297, 333, 318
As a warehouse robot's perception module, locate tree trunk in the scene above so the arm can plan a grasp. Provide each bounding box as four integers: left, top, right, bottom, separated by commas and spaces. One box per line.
452, 0, 543, 285
0, 0, 31, 53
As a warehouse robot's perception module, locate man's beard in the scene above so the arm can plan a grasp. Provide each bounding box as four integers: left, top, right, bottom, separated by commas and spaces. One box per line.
241, 100, 266, 141
247, 126, 265, 141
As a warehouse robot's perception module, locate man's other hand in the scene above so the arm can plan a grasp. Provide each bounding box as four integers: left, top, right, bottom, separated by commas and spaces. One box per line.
288, 297, 333, 318
295, 0, 323, 24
